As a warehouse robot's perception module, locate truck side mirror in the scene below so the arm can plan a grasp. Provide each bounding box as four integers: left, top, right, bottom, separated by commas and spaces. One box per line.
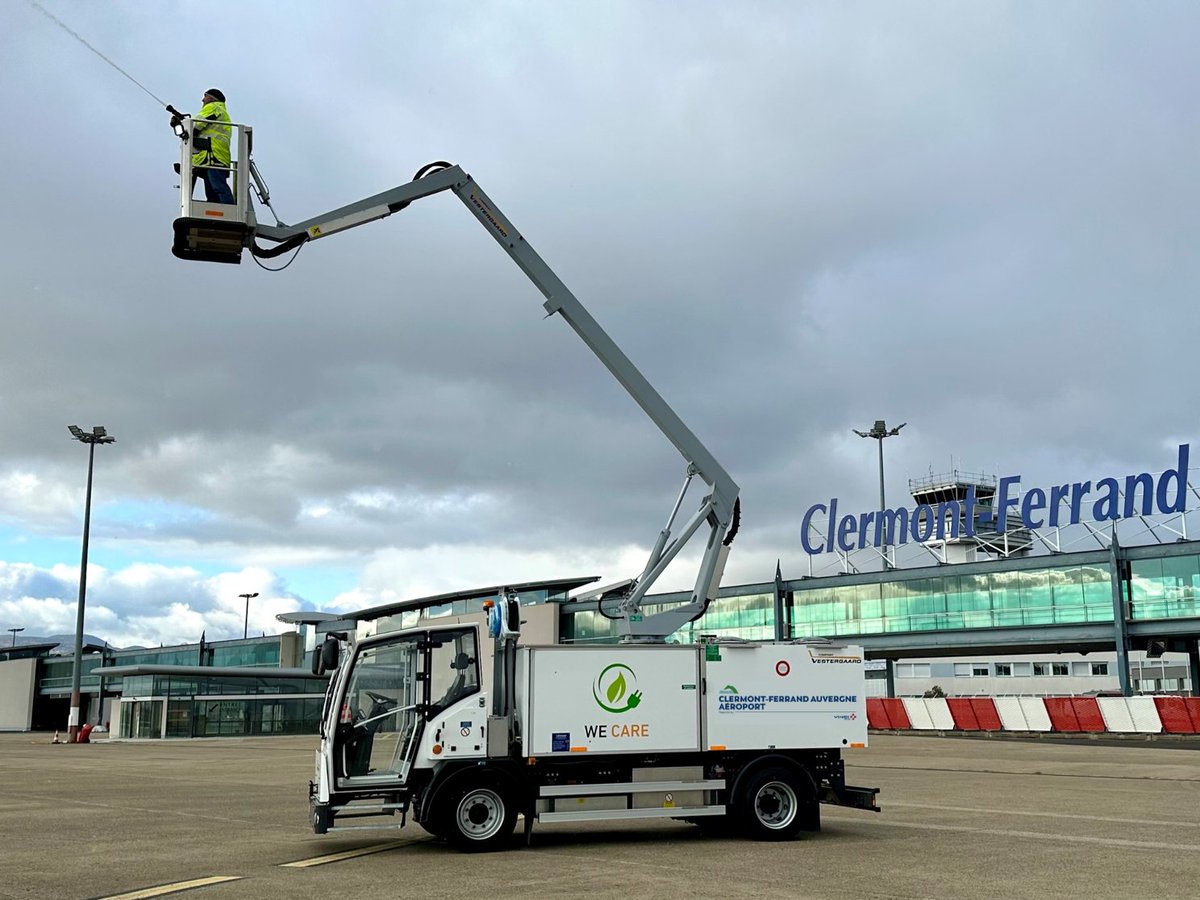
504, 597, 520, 636
314, 636, 341, 675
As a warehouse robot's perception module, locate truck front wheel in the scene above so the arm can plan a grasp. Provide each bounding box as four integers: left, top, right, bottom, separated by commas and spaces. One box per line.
444, 784, 517, 852
736, 766, 815, 841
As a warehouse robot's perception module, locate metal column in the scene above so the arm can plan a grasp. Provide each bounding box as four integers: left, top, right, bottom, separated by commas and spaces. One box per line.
1108, 535, 1133, 697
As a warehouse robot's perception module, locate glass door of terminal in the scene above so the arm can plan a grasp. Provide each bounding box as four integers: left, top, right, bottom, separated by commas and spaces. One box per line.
122, 699, 165, 739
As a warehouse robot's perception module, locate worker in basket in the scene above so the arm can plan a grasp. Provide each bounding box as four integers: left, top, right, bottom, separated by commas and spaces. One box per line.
170, 88, 233, 204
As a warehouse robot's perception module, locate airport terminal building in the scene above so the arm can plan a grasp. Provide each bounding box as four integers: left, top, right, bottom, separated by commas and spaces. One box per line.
3, 452, 1199, 737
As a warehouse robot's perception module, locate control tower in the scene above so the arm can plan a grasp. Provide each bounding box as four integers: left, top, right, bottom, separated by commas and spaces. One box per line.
908, 470, 1034, 563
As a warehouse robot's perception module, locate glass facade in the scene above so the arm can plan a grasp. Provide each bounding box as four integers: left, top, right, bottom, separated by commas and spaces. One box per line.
117, 672, 329, 739
1129, 553, 1200, 620
790, 564, 1114, 637
562, 551, 1200, 644
562, 593, 776, 645
39, 656, 105, 693
210, 642, 280, 668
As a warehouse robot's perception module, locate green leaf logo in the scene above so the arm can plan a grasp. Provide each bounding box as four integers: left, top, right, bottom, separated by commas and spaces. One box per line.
593, 664, 642, 713
607, 672, 627, 704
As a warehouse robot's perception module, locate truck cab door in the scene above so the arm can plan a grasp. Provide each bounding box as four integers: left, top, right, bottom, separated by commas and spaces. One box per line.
334, 632, 426, 788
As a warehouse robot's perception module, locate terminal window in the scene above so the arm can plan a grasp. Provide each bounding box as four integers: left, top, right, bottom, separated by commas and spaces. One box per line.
953, 663, 991, 677
995, 663, 1013, 676
1052, 663, 1070, 676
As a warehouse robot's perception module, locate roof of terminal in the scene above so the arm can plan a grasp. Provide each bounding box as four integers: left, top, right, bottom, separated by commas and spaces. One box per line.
351, 575, 599, 622
95, 665, 321, 680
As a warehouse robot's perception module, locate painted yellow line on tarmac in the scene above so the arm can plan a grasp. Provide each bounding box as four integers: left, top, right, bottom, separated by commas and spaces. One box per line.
280, 839, 414, 868
95, 875, 243, 899
822, 815, 1200, 852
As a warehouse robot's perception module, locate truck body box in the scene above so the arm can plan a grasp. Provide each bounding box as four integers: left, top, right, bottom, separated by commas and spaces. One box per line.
515, 642, 867, 757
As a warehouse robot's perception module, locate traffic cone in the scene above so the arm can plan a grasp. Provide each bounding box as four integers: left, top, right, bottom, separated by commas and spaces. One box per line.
52, 730, 62, 744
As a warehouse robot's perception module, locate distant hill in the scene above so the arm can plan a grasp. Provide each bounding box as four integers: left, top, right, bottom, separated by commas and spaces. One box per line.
8, 633, 114, 653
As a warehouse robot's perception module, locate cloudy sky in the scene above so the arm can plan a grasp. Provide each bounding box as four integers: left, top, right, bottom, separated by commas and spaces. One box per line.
1, 1, 1198, 648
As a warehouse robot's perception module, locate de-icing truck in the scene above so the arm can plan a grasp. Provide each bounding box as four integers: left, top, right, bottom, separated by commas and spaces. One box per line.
167, 116, 880, 850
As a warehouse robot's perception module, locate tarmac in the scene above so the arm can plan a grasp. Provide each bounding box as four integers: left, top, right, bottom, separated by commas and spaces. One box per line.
0, 731, 1197, 899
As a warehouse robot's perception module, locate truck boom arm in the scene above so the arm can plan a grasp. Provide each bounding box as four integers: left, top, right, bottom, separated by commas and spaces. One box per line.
254, 165, 740, 640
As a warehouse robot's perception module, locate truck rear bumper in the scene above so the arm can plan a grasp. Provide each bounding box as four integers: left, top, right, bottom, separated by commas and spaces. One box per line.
821, 783, 881, 812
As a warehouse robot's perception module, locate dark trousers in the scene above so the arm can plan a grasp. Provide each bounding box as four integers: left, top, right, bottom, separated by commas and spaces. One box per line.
192, 167, 234, 204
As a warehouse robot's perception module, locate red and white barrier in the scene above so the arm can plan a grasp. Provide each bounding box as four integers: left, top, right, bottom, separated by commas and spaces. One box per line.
866, 695, 1198, 736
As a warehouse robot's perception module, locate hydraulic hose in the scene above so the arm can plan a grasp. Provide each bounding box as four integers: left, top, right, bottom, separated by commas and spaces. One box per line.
250, 231, 309, 259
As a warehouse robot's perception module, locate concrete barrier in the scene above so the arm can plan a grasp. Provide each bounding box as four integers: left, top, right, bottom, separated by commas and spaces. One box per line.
946, 698, 981, 731
1128, 696, 1163, 733
924, 698, 956, 730
866, 698, 891, 730
970, 698, 1003, 731
1154, 697, 1197, 734
1017, 697, 1053, 732
1070, 697, 1107, 733
993, 696, 1028, 731
1097, 696, 1137, 732
881, 698, 911, 729
870, 696, 1188, 737
902, 697, 936, 730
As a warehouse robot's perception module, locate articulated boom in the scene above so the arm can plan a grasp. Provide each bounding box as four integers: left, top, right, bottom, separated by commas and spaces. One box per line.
172, 143, 740, 641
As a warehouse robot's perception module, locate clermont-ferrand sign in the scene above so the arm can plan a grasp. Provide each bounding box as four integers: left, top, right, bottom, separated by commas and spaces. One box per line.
801, 444, 1190, 556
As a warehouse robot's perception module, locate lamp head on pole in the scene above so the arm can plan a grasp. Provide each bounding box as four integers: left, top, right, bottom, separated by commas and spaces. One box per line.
853, 420, 906, 441
68, 425, 116, 445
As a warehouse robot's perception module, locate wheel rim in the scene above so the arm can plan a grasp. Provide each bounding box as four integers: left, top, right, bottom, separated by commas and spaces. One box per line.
754, 780, 798, 830
456, 788, 505, 841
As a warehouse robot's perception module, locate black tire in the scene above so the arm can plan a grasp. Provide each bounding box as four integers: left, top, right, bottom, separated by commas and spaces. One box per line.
441, 782, 517, 852
417, 819, 445, 839
690, 815, 734, 837
734, 766, 817, 841
311, 803, 332, 835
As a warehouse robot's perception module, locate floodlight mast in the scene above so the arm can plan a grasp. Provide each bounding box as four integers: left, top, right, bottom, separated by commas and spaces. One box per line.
67, 425, 115, 741
182, 164, 740, 641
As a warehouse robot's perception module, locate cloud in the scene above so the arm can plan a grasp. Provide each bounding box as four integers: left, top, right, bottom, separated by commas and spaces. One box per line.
0, 561, 305, 647
2, 2, 1199, 644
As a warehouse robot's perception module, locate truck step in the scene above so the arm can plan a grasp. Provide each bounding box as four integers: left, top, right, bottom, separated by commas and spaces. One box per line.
325, 823, 407, 833
333, 806, 408, 820
537, 805, 725, 825
539, 779, 725, 798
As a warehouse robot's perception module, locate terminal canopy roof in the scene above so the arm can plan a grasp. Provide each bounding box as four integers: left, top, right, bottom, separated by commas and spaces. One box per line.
351, 576, 599, 622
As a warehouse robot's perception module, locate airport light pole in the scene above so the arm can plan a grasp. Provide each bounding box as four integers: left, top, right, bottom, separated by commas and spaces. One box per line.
7, 626, 23, 647
853, 420, 906, 570
67, 425, 115, 742
240, 592, 259, 640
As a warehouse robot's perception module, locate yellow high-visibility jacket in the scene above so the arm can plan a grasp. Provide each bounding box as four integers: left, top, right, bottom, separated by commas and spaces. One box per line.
191, 100, 231, 169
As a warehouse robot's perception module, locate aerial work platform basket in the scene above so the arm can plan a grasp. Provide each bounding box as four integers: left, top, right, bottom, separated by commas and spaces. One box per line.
171, 116, 254, 264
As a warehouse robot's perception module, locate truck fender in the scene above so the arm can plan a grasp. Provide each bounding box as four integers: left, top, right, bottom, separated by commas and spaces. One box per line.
417, 762, 528, 826
728, 754, 817, 806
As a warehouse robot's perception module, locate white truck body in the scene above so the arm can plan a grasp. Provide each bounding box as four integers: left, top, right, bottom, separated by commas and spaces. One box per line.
517, 643, 867, 757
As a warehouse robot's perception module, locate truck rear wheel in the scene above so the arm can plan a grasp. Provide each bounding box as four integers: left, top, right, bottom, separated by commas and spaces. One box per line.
736, 766, 814, 841
444, 784, 517, 852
